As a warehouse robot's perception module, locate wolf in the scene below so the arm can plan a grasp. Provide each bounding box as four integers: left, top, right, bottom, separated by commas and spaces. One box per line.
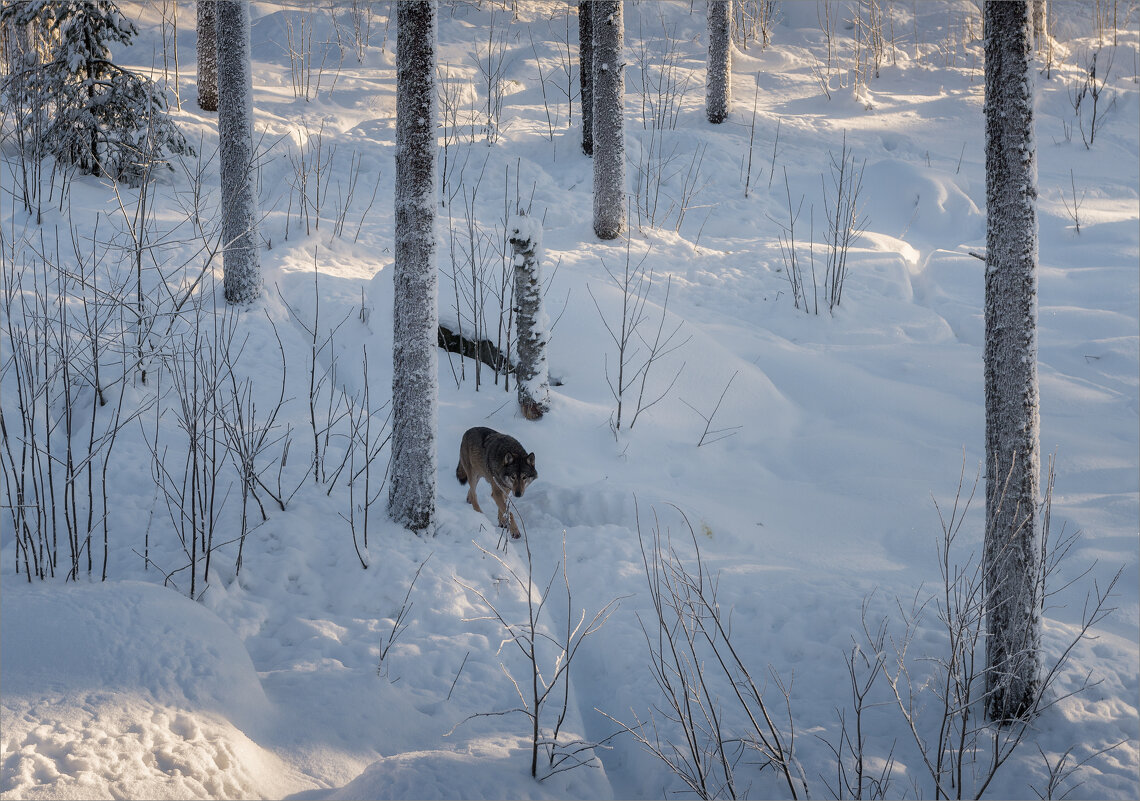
455, 426, 537, 539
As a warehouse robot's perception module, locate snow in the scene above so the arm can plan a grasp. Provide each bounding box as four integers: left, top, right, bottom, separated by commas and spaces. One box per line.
1, 1, 1137, 799
0, 582, 305, 800
508, 214, 544, 252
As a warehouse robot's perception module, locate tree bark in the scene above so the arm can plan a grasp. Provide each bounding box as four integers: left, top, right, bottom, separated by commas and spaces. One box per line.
982, 0, 1041, 723
510, 216, 550, 420
216, 0, 262, 304
197, 0, 218, 111
389, 0, 439, 532
1031, 0, 1046, 50
592, 0, 624, 240
578, 0, 593, 156
706, 0, 732, 123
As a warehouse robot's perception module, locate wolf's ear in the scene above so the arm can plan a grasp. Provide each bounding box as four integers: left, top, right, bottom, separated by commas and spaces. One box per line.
503, 452, 514, 465
526, 452, 535, 466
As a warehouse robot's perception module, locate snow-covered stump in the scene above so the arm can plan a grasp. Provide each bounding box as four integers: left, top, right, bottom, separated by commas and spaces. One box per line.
592, 0, 625, 240
509, 216, 549, 421
706, 0, 732, 124
216, 0, 262, 304
197, 0, 218, 112
982, 0, 1042, 724
389, 0, 439, 532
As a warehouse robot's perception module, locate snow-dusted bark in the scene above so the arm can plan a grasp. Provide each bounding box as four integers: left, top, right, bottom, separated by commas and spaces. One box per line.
706, 0, 732, 124
578, 1, 593, 156
389, 0, 439, 532
197, 0, 218, 111
982, 0, 1041, 723
592, 0, 625, 240
1031, 0, 1046, 47
509, 216, 550, 421
216, 0, 261, 304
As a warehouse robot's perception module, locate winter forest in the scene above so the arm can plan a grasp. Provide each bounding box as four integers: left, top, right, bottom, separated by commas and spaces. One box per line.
1, 0, 1137, 798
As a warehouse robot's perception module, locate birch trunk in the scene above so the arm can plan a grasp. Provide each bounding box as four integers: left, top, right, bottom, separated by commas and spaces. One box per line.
982, 0, 1042, 723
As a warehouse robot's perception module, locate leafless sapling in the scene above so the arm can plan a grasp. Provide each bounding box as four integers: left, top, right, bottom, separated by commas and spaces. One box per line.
452, 528, 621, 779
602, 504, 808, 799
588, 238, 689, 434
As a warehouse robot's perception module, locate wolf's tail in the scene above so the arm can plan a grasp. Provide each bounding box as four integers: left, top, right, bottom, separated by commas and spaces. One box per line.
456, 462, 468, 485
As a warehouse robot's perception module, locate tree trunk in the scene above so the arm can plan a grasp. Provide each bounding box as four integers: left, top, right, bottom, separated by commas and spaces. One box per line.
706, 0, 732, 123
1031, 0, 1046, 50
578, 0, 593, 156
197, 0, 218, 111
389, 0, 439, 532
510, 216, 550, 421
592, 0, 624, 240
216, 0, 262, 304
982, 0, 1041, 724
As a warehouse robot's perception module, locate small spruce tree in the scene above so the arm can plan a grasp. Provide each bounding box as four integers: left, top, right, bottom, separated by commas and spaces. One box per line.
0, 0, 191, 183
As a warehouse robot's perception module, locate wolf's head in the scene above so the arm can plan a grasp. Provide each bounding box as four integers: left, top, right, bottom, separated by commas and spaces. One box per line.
497, 451, 537, 498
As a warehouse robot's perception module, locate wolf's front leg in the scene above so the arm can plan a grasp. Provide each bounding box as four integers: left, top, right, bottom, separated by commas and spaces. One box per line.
491, 485, 521, 539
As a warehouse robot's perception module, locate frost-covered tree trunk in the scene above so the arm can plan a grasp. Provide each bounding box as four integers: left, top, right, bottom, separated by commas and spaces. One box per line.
389, 0, 438, 532
216, 0, 261, 304
592, 0, 624, 240
982, 0, 1042, 724
1031, 0, 1046, 49
197, 0, 218, 111
510, 216, 549, 421
706, 0, 732, 123
578, 0, 593, 156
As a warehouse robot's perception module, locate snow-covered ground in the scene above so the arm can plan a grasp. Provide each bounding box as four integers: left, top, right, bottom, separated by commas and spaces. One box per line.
2, 2, 1137, 799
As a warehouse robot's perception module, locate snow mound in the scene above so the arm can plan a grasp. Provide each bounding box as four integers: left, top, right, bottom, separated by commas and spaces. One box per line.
861, 158, 983, 249
326, 742, 610, 801
1, 582, 310, 800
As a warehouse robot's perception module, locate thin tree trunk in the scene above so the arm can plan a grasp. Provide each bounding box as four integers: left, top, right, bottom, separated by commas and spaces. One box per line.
197, 0, 218, 111
592, 0, 624, 240
579, 0, 594, 156
1031, 0, 1046, 50
216, 0, 262, 304
389, 0, 439, 532
706, 0, 732, 123
982, 0, 1041, 724
510, 216, 549, 420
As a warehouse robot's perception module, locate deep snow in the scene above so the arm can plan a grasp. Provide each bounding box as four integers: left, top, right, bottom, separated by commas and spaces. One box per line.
2, 2, 1137, 799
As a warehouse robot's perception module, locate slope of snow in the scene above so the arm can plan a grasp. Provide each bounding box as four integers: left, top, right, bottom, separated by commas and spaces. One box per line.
2, 2, 1137, 799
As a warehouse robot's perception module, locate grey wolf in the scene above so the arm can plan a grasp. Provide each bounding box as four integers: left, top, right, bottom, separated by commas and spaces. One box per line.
455, 426, 537, 538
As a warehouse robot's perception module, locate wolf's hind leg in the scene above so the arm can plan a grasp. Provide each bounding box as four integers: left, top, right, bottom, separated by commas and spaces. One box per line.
466, 478, 483, 513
